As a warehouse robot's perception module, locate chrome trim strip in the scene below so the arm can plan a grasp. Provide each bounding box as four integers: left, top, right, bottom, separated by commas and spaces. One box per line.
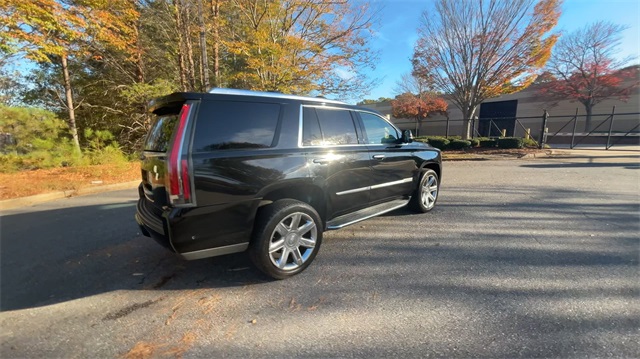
336, 177, 413, 196
336, 186, 370, 196
179, 242, 249, 260
208, 88, 345, 104
370, 177, 413, 190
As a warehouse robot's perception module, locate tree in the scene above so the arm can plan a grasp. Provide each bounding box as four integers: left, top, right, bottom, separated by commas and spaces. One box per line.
357, 97, 393, 105
412, 0, 561, 139
1, 0, 138, 153
224, 0, 379, 98
541, 21, 638, 131
391, 92, 448, 136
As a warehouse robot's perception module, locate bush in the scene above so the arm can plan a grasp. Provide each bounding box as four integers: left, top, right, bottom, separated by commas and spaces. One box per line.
478, 138, 497, 148
469, 138, 480, 147
426, 137, 450, 150
448, 139, 472, 150
522, 138, 538, 148
497, 137, 524, 149
0, 106, 80, 172
84, 128, 129, 165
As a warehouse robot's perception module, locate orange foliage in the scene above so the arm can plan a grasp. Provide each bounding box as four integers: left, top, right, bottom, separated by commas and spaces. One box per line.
412, 0, 561, 121
1, 0, 139, 62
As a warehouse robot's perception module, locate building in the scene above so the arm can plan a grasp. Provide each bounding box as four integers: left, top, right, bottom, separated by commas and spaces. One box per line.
362, 66, 640, 144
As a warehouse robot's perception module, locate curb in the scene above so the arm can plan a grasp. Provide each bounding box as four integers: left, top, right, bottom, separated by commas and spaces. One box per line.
0, 180, 140, 211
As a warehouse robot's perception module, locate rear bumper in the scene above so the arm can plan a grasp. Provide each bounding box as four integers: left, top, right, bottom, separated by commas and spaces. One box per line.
135, 200, 174, 251
134, 185, 255, 259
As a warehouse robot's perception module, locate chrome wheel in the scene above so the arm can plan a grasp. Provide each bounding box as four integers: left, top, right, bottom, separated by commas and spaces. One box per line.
420, 172, 438, 210
267, 212, 318, 271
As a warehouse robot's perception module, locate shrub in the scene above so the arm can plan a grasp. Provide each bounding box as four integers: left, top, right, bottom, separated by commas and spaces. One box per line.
0, 106, 80, 172
469, 138, 480, 147
427, 137, 450, 150
478, 138, 497, 148
84, 129, 129, 165
448, 139, 472, 150
497, 137, 524, 149
522, 138, 538, 148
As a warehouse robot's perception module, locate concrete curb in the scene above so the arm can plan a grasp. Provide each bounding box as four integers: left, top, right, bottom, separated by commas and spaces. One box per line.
0, 180, 139, 211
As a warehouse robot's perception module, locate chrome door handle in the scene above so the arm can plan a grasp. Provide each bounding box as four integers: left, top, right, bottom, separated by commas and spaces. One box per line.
372, 154, 385, 160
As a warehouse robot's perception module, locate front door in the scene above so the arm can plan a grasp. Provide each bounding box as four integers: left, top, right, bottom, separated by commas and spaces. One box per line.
357, 111, 416, 204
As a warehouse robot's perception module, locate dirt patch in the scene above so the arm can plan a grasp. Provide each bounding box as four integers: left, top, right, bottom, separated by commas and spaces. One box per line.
0, 162, 140, 200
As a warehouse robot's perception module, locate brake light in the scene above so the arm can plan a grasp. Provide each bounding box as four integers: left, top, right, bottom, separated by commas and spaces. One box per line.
167, 103, 193, 205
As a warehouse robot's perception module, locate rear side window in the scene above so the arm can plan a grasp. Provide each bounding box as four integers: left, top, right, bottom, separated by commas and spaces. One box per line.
144, 114, 179, 152
193, 101, 280, 151
303, 107, 358, 146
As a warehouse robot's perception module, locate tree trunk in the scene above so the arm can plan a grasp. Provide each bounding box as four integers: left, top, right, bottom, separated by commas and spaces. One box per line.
414, 117, 419, 136
174, 0, 188, 91
184, 8, 197, 90
584, 105, 593, 132
211, 0, 220, 87
61, 55, 81, 154
461, 105, 477, 140
198, 0, 210, 91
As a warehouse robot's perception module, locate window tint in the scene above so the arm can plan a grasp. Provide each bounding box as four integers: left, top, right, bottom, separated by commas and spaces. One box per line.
315, 108, 358, 145
144, 114, 179, 152
360, 112, 399, 144
193, 101, 280, 151
302, 107, 323, 146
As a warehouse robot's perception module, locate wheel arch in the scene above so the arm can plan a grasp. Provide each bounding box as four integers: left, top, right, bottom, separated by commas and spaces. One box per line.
420, 161, 441, 181
258, 183, 327, 224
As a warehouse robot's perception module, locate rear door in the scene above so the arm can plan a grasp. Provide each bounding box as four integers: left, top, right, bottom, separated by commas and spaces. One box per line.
302, 106, 371, 219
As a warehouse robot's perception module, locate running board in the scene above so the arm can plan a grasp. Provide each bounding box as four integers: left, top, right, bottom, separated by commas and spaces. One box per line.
326, 199, 409, 230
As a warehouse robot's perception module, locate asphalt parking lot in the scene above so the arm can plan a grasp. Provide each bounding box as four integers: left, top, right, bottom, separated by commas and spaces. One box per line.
1, 154, 638, 358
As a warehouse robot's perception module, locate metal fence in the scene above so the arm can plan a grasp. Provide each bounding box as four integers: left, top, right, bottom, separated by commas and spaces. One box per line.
398, 107, 640, 150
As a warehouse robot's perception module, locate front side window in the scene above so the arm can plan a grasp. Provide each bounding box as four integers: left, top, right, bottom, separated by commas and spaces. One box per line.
193, 101, 280, 151
359, 112, 399, 144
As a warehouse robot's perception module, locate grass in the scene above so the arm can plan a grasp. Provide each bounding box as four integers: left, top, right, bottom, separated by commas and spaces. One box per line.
0, 162, 140, 200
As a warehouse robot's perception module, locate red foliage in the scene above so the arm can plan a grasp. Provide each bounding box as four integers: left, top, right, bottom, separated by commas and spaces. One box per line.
540, 62, 636, 106
391, 93, 448, 135
391, 93, 448, 120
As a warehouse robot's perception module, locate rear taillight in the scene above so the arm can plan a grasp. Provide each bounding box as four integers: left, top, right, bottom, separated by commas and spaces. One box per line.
166, 103, 193, 206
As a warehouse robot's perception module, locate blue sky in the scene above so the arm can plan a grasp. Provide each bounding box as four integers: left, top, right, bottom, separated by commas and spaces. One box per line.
360, 0, 640, 102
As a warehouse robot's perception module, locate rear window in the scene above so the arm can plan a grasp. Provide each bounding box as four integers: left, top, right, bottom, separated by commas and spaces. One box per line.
193, 101, 280, 151
144, 114, 179, 152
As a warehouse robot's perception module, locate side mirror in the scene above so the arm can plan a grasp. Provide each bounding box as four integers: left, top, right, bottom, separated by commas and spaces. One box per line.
402, 130, 414, 143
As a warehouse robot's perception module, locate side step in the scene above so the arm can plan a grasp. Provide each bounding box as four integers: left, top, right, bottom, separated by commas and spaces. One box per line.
326, 199, 409, 230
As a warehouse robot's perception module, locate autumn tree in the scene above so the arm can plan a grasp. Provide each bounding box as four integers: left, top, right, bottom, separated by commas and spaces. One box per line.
412, 0, 561, 139
1, 0, 138, 153
224, 0, 379, 98
391, 93, 448, 136
542, 21, 638, 131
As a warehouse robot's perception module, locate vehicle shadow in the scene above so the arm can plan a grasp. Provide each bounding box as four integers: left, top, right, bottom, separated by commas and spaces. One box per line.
0, 202, 271, 312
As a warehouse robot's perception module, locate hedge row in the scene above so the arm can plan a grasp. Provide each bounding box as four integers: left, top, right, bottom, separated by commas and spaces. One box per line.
414, 136, 537, 150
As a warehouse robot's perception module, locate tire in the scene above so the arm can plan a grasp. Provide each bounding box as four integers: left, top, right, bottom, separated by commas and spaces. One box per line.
249, 199, 323, 279
408, 169, 439, 213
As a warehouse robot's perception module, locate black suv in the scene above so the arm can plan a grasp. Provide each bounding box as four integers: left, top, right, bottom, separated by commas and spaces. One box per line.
135, 88, 441, 279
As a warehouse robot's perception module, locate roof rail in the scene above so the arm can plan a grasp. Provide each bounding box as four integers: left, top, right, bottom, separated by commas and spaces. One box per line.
208, 88, 345, 104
